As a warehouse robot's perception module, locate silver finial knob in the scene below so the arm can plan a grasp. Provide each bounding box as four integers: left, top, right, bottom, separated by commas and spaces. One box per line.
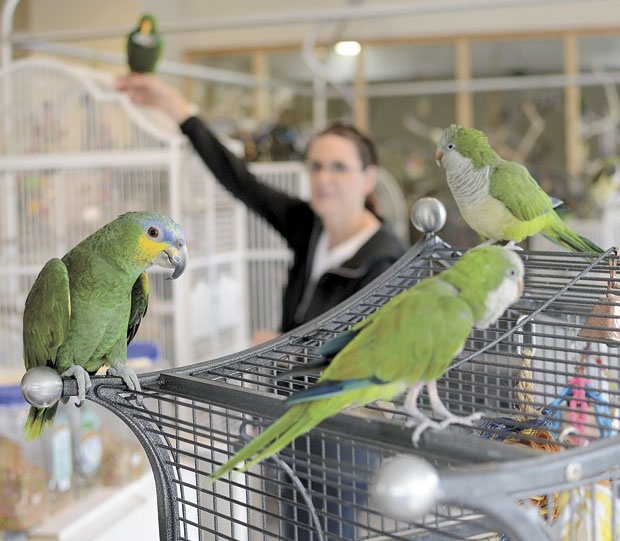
20, 366, 63, 407
371, 455, 441, 521
411, 197, 447, 234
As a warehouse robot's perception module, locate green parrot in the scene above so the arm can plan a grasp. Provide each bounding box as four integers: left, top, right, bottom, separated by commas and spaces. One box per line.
22, 211, 188, 440
210, 245, 524, 482
435, 125, 602, 253
127, 14, 162, 73
588, 156, 620, 211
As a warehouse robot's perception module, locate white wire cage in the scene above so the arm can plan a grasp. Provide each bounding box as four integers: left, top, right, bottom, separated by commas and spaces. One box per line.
0, 57, 253, 371
0, 57, 411, 375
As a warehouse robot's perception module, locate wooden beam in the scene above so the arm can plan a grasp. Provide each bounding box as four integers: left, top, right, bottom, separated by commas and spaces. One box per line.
353, 47, 368, 132
563, 33, 581, 189
183, 25, 620, 58
252, 50, 270, 122
455, 38, 473, 127
182, 52, 195, 104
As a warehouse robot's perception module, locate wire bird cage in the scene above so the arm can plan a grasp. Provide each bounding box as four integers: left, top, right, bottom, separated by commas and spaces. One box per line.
53, 221, 620, 541
0, 56, 253, 371
0, 57, 410, 374
0, 57, 318, 372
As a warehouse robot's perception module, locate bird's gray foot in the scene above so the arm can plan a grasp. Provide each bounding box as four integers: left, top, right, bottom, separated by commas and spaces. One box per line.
406, 411, 484, 446
106, 361, 143, 405
476, 238, 498, 248
427, 381, 484, 428
406, 415, 443, 446
405, 381, 484, 444
402, 383, 441, 446
60, 364, 92, 406
438, 411, 484, 430
504, 240, 524, 251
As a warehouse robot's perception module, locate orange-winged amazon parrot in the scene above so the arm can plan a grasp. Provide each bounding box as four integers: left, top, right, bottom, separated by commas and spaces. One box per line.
23, 211, 187, 440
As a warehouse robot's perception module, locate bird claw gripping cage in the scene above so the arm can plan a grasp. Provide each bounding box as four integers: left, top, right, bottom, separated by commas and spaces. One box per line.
41, 205, 620, 541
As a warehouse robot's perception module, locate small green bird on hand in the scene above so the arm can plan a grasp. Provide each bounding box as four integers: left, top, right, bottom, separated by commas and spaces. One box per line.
127, 13, 162, 74
435, 125, 602, 253
23, 211, 188, 440
210, 245, 524, 482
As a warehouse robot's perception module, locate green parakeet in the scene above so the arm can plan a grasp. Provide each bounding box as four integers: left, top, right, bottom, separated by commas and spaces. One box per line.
436, 125, 602, 253
127, 14, 162, 73
22, 211, 187, 440
210, 245, 524, 482
588, 156, 620, 211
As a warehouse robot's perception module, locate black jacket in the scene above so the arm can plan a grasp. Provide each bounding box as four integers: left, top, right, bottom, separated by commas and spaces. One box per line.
180, 116, 407, 332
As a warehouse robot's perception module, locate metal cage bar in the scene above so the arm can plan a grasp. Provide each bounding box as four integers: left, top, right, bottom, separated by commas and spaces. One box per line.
61, 236, 620, 540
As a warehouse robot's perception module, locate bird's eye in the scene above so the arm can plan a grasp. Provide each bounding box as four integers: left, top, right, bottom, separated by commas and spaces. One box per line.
147, 227, 160, 239
508, 269, 517, 277
447, 143, 455, 150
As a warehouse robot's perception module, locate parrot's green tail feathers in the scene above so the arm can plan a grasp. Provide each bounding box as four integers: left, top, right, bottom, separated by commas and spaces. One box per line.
544, 218, 603, 254
23, 404, 58, 441
210, 406, 313, 483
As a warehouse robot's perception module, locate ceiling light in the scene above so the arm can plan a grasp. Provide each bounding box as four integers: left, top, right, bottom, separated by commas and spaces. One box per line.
334, 41, 361, 56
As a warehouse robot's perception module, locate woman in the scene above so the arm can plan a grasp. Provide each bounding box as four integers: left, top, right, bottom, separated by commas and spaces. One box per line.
116, 74, 407, 341
117, 74, 407, 540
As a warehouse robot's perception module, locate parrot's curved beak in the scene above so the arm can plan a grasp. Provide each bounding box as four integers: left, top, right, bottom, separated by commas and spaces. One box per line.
517, 277, 524, 300
154, 243, 188, 280
168, 244, 188, 280
434, 149, 443, 167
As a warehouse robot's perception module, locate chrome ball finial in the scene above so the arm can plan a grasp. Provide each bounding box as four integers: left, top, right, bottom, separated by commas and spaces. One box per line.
20, 366, 63, 408
371, 455, 441, 521
410, 197, 447, 234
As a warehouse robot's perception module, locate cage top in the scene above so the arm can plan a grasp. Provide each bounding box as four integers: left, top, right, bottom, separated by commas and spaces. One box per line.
146, 239, 620, 455
0, 57, 188, 155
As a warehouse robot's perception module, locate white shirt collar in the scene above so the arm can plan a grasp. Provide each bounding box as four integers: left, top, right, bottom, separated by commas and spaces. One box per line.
310, 221, 381, 284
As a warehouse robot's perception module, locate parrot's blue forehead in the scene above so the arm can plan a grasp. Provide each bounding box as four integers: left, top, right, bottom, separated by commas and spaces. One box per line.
160, 219, 186, 245
122, 211, 186, 245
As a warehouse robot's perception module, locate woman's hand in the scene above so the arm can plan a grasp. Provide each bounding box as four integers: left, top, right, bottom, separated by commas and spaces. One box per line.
252, 329, 281, 346
115, 73, 195, 123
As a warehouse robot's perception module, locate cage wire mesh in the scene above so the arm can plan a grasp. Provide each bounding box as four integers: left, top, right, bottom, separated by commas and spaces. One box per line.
0, 58, 316, 372
0, 57, 248, 370
0, 57, 411, 372
76, 237, 620, 541
244, 162, 308, 338
0, 57, 407, 374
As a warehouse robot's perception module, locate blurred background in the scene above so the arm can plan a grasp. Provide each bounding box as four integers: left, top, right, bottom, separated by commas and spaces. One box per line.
9, 1, 620, 239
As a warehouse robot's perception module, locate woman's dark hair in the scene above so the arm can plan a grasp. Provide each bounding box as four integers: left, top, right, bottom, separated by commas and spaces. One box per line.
315, 121, 378, 169
312, 122, 381, 217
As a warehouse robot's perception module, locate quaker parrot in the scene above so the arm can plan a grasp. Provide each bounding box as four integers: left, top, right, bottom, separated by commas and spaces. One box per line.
588, 156, 620, 211
22, 211, 187, 440
127, 13, 162, 73
435, 125, 602, 253
210, 245, 524, 482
